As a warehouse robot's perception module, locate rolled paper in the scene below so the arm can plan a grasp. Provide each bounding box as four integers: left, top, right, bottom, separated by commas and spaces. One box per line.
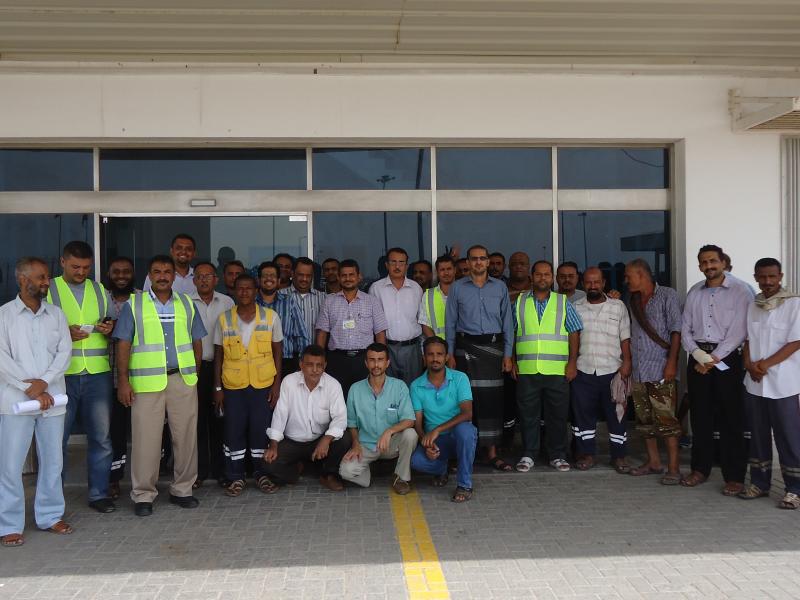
13, 393, 68, 415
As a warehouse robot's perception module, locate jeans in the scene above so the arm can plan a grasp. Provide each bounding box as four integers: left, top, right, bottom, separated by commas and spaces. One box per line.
411, 422, 477, 489
63, 372, 113, 501
0, 413, 66, 535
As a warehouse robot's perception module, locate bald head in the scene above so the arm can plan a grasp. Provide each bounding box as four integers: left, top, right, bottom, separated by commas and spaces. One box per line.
583, 266, 606, 301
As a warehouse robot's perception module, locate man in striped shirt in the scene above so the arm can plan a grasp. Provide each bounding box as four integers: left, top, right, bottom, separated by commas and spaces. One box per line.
279, 257, 324, 375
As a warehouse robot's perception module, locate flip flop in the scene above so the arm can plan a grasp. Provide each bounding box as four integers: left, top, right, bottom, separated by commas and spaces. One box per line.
629, 465, 666, 477
679, 472, 707, 487
722, 482, 745, 497
45, 521, 73, 535
660, 472, 682, 486
575, 456, 595, 471
515, 457, 534, 473
489, 457, 513, 472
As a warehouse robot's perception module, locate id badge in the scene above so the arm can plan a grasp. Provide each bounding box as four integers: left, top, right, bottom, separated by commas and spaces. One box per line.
343, 319, 356, 330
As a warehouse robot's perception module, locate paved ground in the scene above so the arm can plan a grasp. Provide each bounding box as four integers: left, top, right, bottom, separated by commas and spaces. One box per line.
2, 429, 799, 600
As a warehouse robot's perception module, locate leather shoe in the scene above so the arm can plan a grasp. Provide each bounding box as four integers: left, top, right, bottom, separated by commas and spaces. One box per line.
168, 494, 200, 508
134, 502, 153, 517
319, 474, 344, 492
89, 498, 117, 513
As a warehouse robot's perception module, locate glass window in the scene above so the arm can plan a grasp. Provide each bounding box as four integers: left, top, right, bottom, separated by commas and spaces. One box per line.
313, 212, 431, 289
437, 148, 552, 189
0, 149, 93, 191
558, 148, 669, 189
101, 215, 308, 288
312, 149, 431, 190
0, 214, 94, 304
437, 212, 553, 276
99, 149, 306, 191
558, 210, 670, 291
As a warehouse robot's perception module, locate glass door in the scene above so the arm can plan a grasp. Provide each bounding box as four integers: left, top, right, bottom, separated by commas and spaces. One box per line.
100, 214, 309, 288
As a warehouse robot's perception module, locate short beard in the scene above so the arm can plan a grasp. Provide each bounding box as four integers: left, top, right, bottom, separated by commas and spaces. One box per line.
113, 281, 135, 296
586, 290, 604, 300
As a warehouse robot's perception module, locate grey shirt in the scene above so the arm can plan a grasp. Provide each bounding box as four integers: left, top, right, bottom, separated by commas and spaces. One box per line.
628, 285, 683, 383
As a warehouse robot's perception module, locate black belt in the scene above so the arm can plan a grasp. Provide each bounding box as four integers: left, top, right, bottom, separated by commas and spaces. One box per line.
458, 332, 503, 343
331, 349, 366, 357
694, 341, 718, 353
166, 368, 180, 375
387, 338, 419, 347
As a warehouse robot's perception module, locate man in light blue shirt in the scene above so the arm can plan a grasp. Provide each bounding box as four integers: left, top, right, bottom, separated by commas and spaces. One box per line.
410, 336, 478, 503
340, 343, 417, 494
0, 257, 74, 546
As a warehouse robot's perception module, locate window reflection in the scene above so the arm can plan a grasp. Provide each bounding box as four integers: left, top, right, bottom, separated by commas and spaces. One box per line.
100, 149, 307, 191
437, 212, 553, 271
313, 212, 431, 288
0, 214, 93, 304
0, 149, 93, 191
558, 148, 669, 189
558, 211, 670, 290
437, 148, 551, 189
312, 149, 431, 190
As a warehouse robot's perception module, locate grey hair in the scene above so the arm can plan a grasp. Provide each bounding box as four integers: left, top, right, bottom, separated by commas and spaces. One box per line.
15, 256, 48, 280
625, 258, 654, 281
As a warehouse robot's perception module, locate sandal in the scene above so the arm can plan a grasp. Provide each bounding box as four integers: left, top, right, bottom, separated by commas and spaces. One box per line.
256, 475, 278, 494
225, 479, 246, 497
722, 482, 744, 497
432, 473, 449, 487
108, 481, 121, 500
489, 457, 513, 472
679, 472, 707, 487
45, 520, 73, 535
779, 492, 800, 510
1, 533, 24, 547
629, 465, 666, 477
575, 456, 595, 471
611, 459, 631, 475
660, 472, 682, 486
738, 484, 769, 499
515, 457, 534, 473
451, 486, 473, 503
549, 458, 571, 472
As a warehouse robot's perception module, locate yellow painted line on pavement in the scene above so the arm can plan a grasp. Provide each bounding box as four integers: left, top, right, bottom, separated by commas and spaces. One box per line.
390, 489, 451, 600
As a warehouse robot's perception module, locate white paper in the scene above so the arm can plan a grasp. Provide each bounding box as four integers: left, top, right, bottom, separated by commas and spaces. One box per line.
79, 324, 95, 333
714, 361, 730, 372
13, 393, 69, 415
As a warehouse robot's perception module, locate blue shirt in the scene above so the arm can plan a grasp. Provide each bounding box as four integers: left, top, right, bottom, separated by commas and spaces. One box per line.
445, 277, 514, 357
257, 293, 308, 358
114, 291, 207, 370
512, 292, 584, 334
410, 368, 473, 432
346, 376, 415, 451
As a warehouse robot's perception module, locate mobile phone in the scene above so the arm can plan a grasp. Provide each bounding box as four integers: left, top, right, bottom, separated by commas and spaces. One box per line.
79, 324, 95, 334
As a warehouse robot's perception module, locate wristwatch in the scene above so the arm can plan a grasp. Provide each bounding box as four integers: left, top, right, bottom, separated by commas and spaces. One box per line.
214, 386, 222, 392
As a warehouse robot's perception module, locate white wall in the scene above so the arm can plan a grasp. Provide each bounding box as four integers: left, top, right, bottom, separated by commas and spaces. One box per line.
0, 69, 796, 291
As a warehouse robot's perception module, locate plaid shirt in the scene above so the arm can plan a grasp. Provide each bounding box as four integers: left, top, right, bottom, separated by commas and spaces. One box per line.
315, 290, 388, 351
257, 292, 308, 358
628, 285, 683, 383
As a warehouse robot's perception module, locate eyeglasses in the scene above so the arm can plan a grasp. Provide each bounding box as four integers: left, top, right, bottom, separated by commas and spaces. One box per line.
194, 274, 215, 281
468, 256, 489, 262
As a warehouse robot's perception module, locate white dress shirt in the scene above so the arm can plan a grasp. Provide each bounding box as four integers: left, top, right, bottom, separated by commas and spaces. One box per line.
191, 291, 235, 361
267, 371, 347, 442
369, 276, 423, 341
0, 296, 72, 416
417, 285, 448, 327
574, 296, 631, 376
745, 298, 800, 399
144, 266, 196, 296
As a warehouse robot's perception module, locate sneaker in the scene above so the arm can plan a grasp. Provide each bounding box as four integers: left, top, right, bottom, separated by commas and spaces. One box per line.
549, 458, 571, 472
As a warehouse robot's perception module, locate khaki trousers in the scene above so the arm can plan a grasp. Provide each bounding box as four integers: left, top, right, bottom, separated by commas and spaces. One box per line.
339, 428, 418, 487
130, 373, 198, 503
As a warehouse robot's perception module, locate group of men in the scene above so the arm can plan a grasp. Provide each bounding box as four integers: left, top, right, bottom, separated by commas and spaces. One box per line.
2, 232, 799, 548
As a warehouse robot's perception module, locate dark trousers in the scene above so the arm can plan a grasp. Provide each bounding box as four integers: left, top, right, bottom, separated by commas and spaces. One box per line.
109, 390, 129, 483
502, 373, 517, 448
744, 391, 800, 495
387, 341, 423, 387
687, 352, 746, 482
570, 371, 626, 459
223, 385, 273, 481
326, 351, 367, 399
263, 431, 352, 484
517, 374, 569, 460
198, 361, 225, 481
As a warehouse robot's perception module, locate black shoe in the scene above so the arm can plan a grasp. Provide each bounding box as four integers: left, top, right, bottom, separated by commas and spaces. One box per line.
134, 502, 153, 517
168, 494, 199, 509
88, 498, 117, 513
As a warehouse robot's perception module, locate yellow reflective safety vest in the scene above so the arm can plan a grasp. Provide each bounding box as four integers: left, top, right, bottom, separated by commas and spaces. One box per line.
218, 305, 277, 390
46, 276, 110, 375
514, 291, 569, 375
422, 285, 447, 337
129, 291, 198, 393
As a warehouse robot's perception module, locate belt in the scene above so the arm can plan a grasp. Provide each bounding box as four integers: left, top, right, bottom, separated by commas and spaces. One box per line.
331, 349, 366, 357
387, 338, 419, 347
694, 341, 718, 353
166, 368, 180, 375
458, 332, 503, 343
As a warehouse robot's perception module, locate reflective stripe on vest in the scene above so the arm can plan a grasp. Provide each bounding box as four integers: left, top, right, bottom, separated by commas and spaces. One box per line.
220, 305, 277, 390
514, 292, 569, 376
47, 276, 110, 375
423, 286, 446, 336
128, 291, 198, 393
